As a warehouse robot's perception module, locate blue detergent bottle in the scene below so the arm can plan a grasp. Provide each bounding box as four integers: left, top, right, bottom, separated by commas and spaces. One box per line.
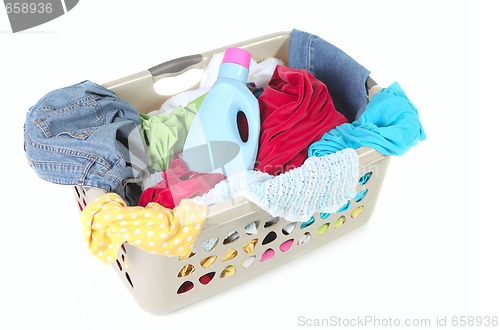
182, 47, 260, 176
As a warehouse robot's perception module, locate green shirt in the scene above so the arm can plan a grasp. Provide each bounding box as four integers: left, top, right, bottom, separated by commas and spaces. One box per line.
140, 93, 206, 171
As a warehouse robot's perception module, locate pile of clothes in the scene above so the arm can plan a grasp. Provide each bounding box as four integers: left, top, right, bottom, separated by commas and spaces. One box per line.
23, 29, 426, 264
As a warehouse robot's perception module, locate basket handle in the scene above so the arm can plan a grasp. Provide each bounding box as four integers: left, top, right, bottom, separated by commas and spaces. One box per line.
148, 54, 203, 77
366, 76, 381, 100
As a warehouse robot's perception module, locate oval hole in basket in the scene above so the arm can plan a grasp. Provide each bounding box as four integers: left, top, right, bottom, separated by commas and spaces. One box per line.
125, 272, 134, 288
223, 230, 240, 245
222, 248, 238, 262
243, 238, 258, 254
260, 248, 275, 262
319, 212, 331, 219
351, 206, 364, 218
300, 216, 315, 229
220, 265, 236, 278
333, 215, 347, 229
201, 237, 219, 252
199, 272, 216, 285
177, 264, 196, 277
279, 239, 294, 252
177, 281, 194, 294
200, 255, 217, 269
355, 189, 368, 203
244, 220, 260, 235
297, 232, 312, 245
359, 172, 373, 185
317, 223, 330, 236
178, 250, 196, 261
77, 200, 84, 212
264, 216, 280, 228
241, 255, 256, 269
153, 68, 203, 96
282, 222, 297, 236
262, 231, 277, 245
337, 200, 351, 213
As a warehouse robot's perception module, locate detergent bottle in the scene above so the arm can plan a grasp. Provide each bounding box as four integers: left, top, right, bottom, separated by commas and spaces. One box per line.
182, 47, 260, 177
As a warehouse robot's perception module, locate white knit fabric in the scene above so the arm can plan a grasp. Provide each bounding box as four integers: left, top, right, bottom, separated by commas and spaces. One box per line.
190, 148, 359, 222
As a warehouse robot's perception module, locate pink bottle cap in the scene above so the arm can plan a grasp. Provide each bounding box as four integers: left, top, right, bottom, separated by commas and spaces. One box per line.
222, 47, 251, 69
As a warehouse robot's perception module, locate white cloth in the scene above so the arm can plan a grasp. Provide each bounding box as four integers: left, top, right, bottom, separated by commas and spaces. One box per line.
152, 54, 284, 115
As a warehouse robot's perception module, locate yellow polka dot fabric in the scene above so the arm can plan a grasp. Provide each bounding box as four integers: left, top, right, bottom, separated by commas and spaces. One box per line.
80, 193, 207, 264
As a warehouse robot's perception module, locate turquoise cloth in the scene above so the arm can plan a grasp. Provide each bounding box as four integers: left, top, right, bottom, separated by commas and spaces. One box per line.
191, 148, 359, 222
141, 94, 206, 171
308, 82, 426, 157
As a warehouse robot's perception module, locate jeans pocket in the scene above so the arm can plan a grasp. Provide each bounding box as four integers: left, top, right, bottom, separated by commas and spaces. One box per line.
33, 97, 105, 140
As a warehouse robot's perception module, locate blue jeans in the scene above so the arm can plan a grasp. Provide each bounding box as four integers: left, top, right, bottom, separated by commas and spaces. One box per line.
288, 29, 371, 122
24, 80, 148, 205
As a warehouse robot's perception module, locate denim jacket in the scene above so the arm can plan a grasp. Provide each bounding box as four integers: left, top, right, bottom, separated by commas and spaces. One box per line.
24, 80, 148, 205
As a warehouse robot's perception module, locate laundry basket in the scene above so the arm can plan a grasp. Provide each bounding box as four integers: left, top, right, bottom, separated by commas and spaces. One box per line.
72, 31, 391, 315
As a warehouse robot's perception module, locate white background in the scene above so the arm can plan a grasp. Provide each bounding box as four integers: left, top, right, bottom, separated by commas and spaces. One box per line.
0, 1, 495, 329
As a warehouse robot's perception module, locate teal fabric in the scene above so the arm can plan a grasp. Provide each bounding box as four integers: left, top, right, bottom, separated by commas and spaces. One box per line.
308, 82, 426, 157
141, 94, 206, 171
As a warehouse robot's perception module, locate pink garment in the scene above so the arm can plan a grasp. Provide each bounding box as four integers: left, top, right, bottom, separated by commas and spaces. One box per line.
255, 65, 348, 175
139, 159, 226, 208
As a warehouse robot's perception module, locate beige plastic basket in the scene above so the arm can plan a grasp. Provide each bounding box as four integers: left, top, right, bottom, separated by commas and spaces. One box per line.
72, 31, 390, 315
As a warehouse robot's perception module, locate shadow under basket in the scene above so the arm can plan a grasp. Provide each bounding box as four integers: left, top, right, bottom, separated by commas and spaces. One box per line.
72, 31, 391, 315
